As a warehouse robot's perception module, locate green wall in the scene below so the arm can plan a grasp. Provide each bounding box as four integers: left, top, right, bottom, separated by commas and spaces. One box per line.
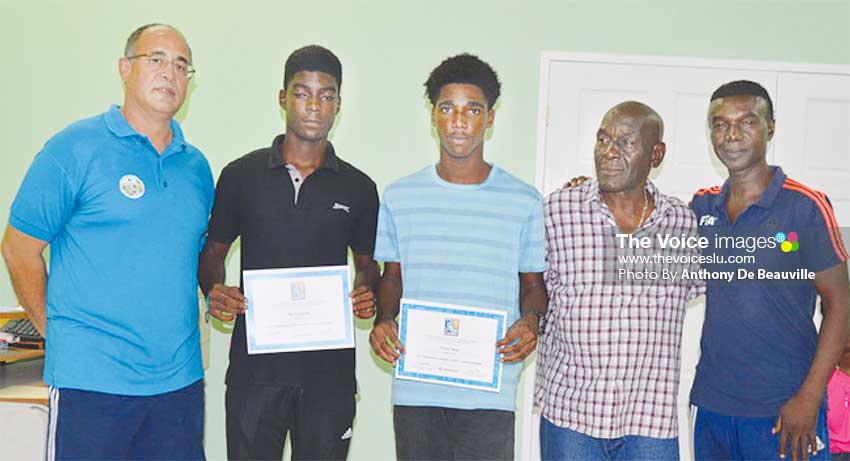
1, 1, 847, 459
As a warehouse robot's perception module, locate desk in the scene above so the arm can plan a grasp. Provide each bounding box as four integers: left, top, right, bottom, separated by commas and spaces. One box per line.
0, 316, 45, 364
0, 347, 44, 364
0, 356, 48, 404
0, 307, 27, 320
0, 357, 48, 461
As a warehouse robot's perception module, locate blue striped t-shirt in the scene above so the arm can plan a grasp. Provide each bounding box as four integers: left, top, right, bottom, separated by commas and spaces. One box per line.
375, 165, 545, 411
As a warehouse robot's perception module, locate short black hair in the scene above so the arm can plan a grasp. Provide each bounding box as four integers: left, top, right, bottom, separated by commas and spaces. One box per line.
424, 53, 501, 109
284, 45, 342, 91
710, 80, 774, 120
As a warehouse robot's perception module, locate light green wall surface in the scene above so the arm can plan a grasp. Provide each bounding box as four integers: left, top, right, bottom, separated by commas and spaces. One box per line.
1, 1, 847, 460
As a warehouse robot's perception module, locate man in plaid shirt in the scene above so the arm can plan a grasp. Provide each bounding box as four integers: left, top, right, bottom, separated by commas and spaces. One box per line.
536, 101, 704, 460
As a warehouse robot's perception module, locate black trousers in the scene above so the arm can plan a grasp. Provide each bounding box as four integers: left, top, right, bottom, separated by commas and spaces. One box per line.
226, 384, 355, 461
393, 405, 515, 461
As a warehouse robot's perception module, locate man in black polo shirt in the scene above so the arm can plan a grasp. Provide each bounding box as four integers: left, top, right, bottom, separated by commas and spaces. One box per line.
198, 45, 379, 461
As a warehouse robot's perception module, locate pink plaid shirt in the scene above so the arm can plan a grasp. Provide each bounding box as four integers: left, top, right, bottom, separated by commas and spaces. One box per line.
535, 179, 704, 439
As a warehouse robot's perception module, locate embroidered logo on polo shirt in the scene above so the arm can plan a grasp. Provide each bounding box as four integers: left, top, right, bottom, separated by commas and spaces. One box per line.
119, 174, 145, 199
699, 215, 717, 226
765, 217, 778, 231
332, 202, 351, 213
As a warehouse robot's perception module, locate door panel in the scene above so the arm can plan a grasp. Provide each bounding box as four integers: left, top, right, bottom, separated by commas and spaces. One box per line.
774, 72, 850, 225
541, 60, 776, 202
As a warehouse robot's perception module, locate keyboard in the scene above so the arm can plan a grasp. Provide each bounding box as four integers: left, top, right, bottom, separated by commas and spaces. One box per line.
0, 319, 44, 343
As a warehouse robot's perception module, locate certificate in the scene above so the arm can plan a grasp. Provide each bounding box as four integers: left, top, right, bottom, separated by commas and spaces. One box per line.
243, 265, 354, 354
395, 298, 507, 392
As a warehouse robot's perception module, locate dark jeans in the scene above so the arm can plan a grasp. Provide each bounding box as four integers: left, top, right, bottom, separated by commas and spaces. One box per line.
226, 384, 355, 461
540, 416, 679, 461
393, 405, 515, 461
833, 453, 850, 461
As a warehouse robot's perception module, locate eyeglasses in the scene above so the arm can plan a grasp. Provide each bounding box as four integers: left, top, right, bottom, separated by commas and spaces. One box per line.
127, 53, 196, 79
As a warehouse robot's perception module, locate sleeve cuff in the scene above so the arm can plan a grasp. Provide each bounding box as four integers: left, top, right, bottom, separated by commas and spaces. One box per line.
8, 215, 54, 242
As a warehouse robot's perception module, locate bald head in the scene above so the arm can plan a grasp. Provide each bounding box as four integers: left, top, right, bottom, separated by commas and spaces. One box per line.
602, 101, 664, 146
594, 101, 667, 194
124, 23, 192, 63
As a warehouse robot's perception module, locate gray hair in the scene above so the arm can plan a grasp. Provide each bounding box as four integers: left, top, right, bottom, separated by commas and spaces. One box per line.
124, 23, 192, 63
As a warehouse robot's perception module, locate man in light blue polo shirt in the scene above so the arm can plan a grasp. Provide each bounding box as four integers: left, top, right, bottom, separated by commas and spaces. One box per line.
1, 24, 212, 460
369, 54, 548, 461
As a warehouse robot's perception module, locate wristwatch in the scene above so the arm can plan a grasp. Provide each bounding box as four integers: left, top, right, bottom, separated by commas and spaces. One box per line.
526, 310, 547, 336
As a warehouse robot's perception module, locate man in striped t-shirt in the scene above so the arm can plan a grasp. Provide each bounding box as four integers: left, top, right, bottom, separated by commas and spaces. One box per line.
369, 54, 548, 461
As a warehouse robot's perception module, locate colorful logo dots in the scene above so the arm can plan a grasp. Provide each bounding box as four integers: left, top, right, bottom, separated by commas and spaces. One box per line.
779, 231, 800, 253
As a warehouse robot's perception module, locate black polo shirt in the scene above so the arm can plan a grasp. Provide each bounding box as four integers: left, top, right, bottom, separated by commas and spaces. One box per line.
207, 134, 378, 393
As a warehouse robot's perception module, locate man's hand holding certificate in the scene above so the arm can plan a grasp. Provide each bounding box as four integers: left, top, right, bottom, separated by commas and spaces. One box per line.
370, 298, 539, 393
207, 265, 378, 354
243, 266, 354, 354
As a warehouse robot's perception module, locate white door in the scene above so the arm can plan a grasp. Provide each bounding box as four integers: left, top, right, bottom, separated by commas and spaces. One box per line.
773, 72, 850, 226
772, 71, 850, 331
537, 58, 777, 201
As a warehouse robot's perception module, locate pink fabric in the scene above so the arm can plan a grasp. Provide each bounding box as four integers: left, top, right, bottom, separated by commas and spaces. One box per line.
828, 368, 850, 453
